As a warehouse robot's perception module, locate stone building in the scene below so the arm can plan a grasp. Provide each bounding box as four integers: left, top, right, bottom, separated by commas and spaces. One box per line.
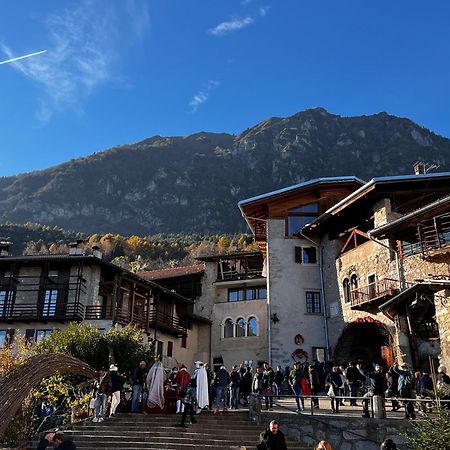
0, 243, 208, 369
142, 252, 268, 370
301, 172, 450, 370
239, 172, 450, 371
238, 177, 364, 368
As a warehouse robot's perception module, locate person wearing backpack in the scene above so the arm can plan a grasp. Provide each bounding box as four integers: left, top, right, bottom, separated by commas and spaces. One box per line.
393, 363, 416, 419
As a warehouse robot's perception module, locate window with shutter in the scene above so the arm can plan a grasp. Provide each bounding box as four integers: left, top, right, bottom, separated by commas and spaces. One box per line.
294, 246, 302, 263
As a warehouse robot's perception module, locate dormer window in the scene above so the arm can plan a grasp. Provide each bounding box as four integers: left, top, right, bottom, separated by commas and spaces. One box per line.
287, 203, 319, 236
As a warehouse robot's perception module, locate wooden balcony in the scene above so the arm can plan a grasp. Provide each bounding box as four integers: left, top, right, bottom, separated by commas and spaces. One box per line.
216, 268, 263, 282
350, 278, 401, 312
0, 302, 85, 323
115, 308, 188, 336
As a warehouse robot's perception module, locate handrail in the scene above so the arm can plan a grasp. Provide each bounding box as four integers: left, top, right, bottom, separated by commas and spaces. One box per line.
259, 393, 450, 418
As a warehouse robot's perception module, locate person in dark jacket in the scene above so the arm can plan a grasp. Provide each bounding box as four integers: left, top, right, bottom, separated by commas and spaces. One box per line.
131, 361, 147, 413
229, 366, 241, 409
361, 365, 387, 418
393, 363, 415, 419
274, 366, 284, 399
108, 365, 124, 417
213, 366, 230, 413
262, 362, 275, 411
240, 366, 253, 406
418, 371, 433, 395
178, 378, 198, 427
345, 361, 364, 406
36, 431, 76, 449
289, 362, 306, 412
387, 363, 400, 411
309, 366, 321, 408
380, 438, 398, 450
257, 420, 287, 450
326, 366, 344, 413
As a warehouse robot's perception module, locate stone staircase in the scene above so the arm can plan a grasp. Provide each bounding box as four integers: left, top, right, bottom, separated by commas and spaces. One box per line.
30, 411, 308, 449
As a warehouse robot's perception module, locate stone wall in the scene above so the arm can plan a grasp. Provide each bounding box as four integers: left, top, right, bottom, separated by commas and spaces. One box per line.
248, 395, 411, 450
322, 197, 450, 369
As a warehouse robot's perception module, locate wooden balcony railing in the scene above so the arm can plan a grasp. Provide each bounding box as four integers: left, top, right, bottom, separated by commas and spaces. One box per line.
0, 302, 85, 322
84, 304, 114, 320
217, 268, 263, 282
0, 301, 189, 336
401, 213, 450, 257
115, 308, 188, 336
350, 278, 401, 308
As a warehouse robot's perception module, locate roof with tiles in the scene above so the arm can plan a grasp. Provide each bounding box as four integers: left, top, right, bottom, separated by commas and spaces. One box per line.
139, 263, 205, 280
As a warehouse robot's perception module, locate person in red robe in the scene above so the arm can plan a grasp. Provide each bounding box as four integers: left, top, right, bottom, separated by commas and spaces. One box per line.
175, 364, 191, 414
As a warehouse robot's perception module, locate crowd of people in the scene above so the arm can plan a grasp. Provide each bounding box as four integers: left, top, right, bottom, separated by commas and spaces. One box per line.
89, 357, 450, 425
35, 357, 450, 449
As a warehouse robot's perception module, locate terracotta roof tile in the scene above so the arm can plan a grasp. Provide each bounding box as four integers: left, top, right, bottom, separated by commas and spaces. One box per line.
139, 264, 205, 280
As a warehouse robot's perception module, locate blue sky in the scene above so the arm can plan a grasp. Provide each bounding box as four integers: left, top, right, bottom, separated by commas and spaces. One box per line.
1, 0, 450, 176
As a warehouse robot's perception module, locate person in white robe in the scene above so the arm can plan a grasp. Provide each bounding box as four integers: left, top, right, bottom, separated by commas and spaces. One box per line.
146, 361, 165, 410
194, 361, 209, 411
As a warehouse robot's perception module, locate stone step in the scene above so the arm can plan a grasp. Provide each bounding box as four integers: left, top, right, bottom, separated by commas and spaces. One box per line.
22, 410, 308, 450
65, 428, 261, 437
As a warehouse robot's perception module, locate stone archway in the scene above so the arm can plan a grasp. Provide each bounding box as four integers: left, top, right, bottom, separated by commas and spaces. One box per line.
334, 317, 394, 369
0, 353, 96, 438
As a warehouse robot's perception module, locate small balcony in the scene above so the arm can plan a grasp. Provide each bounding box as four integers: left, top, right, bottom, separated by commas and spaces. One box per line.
114, 308, 188, 336
350, 278, 401, 312
0, 302, 85, 322
217, 267, 263, 282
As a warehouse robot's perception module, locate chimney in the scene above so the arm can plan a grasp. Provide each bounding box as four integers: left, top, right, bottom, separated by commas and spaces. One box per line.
413, 161, 425, 175
92, 245, 103, 259
0, 240, 12, 257
68, 240, 85, 256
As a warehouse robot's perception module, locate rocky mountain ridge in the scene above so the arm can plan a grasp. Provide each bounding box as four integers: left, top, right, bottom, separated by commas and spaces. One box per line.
1, 107, 449, 235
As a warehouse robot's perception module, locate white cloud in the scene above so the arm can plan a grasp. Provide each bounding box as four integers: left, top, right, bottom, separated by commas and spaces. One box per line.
259, 6, 270, 17
189, 80, 220, 112
1, 0, 150, 122
208, 17, 254, 36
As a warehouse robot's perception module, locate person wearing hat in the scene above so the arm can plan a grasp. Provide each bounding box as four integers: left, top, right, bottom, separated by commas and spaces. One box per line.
193, 361, 209, 412
108, 364, 124, 417
393, 362, 415, 419
36, 431, 76, 449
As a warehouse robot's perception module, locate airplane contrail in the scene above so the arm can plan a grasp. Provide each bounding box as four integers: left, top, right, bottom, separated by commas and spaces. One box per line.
0, 50, 47, 66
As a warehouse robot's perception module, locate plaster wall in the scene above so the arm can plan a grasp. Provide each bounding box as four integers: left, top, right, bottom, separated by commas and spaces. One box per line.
199, 260, 268, 368
266, 218, 326, 368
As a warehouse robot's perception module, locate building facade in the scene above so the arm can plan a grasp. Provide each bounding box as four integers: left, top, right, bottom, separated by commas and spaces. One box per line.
0, 244, 208, 370
239, 172, 450, 371
142, 252, 268, 370
303, 172, 450, 370
238, 177, 364, 368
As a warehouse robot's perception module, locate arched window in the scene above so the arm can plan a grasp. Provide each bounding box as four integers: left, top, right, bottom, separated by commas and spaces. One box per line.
343, 278, 350, 303
247, 317, 258, 336
224, 319, 234, 338
235, 318, 246, 337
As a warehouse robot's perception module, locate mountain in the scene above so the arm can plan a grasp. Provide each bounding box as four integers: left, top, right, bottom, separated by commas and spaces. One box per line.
1, 108, 450, 235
